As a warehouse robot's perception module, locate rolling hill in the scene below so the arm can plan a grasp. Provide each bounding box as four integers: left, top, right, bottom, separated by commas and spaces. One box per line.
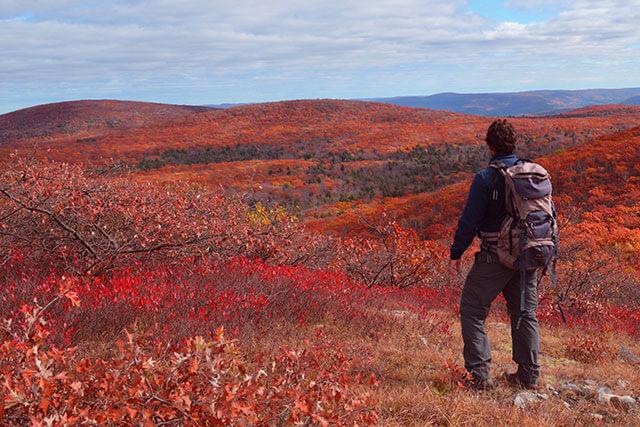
0, 99, 210, 146
624, 96, 640, 106
3, 99, 640, 163
2, 99, 640, 213
368, 87, 640, 116
306, 125, 640, 243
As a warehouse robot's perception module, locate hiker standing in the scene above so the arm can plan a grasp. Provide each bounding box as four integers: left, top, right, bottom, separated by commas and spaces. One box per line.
449, 119, 558, 390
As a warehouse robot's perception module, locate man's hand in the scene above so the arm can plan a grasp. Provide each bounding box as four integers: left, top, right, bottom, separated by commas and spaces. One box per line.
449, 258, 462, 278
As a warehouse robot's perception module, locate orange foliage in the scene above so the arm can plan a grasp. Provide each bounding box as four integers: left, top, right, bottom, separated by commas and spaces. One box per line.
134, 159, 315, 195
2, 310, 378, 425
3, 100, 640, 166
311, 126, 640, 243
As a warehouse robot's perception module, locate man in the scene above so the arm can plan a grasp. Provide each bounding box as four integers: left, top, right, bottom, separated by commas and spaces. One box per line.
449, 119, 540, 390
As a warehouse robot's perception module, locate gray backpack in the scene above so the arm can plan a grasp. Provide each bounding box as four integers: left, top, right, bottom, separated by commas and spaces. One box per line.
490, 159, 559, 326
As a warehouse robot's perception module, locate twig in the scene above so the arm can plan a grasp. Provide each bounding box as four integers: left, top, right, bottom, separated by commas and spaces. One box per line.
0, 188, 97, 258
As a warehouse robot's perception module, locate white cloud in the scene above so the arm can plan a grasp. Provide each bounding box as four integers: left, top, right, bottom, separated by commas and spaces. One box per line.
0, 0, 639, 112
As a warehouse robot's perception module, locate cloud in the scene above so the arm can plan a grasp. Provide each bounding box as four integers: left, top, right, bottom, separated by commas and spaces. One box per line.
0, 0, 639, 112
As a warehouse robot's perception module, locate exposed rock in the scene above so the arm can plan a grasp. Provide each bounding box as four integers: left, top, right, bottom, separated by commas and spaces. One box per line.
558, 382, 583, 399
419, 335, 428, 347
559, 382, 581, 393
513, 391, 548, 408
590, 413, 604, 421
597, 387, 614, 404
619, 346, 640, 365
581, 383, 599, 399
597, 386, 612, 395
594, 386, 637, 411
514, 391, 539, 408
555, 380, 637, 412
546, 384, 559, 396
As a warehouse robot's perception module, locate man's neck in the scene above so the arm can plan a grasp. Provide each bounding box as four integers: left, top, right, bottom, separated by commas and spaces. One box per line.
490, 152, 514, 160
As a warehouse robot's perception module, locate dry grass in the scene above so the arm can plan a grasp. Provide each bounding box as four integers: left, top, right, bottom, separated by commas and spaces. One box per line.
270, 308, 640, 426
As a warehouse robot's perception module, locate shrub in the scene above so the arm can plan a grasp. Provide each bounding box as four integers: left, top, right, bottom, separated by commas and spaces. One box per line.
1, 318, 378, 425
564, 334, 613, 364
339, 215, 446, 289
0, 159, 333, 278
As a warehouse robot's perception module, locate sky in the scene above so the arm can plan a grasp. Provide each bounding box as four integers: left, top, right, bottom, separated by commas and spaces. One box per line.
1, 0, 639, 113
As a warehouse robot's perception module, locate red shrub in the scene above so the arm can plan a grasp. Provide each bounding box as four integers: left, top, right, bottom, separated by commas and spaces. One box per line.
1, 324, 378, 425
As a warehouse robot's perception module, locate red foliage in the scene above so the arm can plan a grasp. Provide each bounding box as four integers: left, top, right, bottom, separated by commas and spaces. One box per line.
1, 320, 378, 425
0, 100, 208, 145
432, 359, 473, 392
2, 108, 640, 423
2, 256, 458, 350
0, 159, 335, 276
565, 333, 614, 364
3, 100, 640, 166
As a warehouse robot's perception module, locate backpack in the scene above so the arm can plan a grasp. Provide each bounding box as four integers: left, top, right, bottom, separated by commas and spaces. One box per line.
490, 159, 559, 327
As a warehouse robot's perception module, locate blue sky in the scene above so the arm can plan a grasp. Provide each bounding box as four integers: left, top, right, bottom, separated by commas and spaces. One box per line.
468, 0, 560, 23
1, 0, 639, 113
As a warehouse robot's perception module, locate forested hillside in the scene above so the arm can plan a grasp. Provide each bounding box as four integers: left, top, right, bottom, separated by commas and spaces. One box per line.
3, 100, 640, 212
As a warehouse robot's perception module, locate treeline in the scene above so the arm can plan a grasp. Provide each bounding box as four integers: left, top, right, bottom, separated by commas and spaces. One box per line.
134, 128, 589, 209
303, 144, 485, 203
137, 141, 372, 170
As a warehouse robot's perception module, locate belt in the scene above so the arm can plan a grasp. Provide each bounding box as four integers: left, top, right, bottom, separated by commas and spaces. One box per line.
479, 231, 499, 251
475, 250, 496, 264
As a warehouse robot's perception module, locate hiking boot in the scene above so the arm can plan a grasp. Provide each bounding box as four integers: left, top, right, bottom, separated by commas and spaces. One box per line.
503, 372, 539, 390
466, 375, 495, 391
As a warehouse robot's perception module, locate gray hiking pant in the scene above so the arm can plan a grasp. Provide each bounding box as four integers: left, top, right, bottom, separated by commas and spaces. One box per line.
460, 249, 540, 383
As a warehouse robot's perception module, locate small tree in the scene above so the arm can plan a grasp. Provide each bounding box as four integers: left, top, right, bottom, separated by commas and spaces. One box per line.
339, 214, 445, 288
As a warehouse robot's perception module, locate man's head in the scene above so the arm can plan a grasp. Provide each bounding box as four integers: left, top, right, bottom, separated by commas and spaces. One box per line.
485, 119, 517, 154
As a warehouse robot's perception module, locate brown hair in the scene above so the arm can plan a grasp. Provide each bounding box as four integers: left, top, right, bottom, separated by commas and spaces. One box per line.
485, 119, 517, 154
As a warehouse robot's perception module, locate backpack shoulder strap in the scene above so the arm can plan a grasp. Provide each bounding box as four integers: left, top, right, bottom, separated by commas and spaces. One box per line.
487, 161, 506, 200
489, 160, 519, 216
489, 161, 508, 175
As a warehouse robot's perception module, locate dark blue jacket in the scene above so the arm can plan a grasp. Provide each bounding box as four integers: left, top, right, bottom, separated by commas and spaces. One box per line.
450, 152, 519, 260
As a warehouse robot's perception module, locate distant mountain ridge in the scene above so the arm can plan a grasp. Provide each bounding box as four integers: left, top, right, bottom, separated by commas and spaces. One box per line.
624, 96, 640, 105
366, 87, 640, 116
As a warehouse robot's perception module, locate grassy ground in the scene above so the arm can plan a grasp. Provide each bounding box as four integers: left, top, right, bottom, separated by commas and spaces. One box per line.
362, 314, 640, 426
284, 308, 640, 426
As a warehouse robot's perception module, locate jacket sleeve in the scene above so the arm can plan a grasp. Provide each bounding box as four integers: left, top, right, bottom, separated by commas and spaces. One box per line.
450, 172, 490, 260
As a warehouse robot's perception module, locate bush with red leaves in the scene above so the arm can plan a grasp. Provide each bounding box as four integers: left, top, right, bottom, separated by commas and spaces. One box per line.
1, 317, 378, 426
